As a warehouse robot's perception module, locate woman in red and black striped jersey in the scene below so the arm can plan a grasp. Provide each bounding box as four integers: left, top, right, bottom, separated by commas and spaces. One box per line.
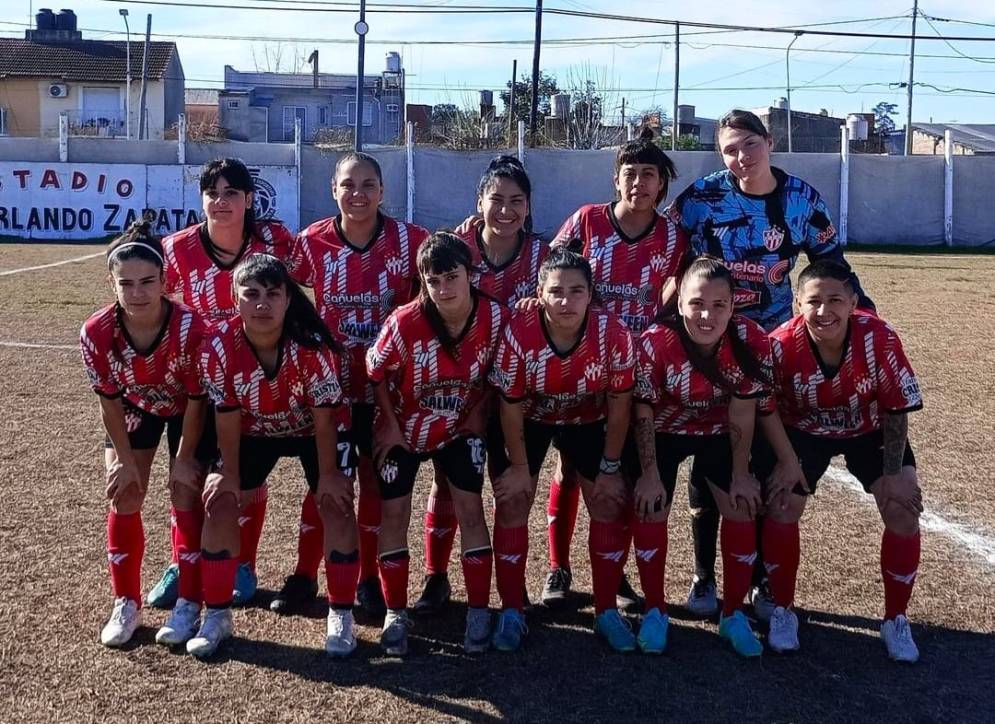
191, 255, 358, 659
80, 221, 213, 649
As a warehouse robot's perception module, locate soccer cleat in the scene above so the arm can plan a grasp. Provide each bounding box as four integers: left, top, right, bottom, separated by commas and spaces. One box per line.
594, 609, 637, 653
412, 573, 451, 616
880, 615, 919, 663
231, 563, 258, 606
100, 597, 142, 647
146, 564, 179, 609
492, 608, 528, 652
155, 597, 201, 646
749, 582, 776, 623
186, 608, 234, 659
719, 610, 763, 658
380, 609, 412, 657
464, 607, 492, 654
356, 576, 387, 619
637, 607, 670, 655
325, 608, 358, 658
270, 574, 318, 616
686, 575, 719, 617
540, 567, 573, 607
616, 573, 643, 613
768, 606, 800, 653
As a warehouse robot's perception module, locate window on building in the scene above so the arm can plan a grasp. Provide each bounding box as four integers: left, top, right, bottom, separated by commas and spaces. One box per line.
386, 103, 399, 113
0, 107, 8, 136
318, 106, 328, 125
346, 101, 374, 127
227, 100, 240, 109
282, 106, 306, 141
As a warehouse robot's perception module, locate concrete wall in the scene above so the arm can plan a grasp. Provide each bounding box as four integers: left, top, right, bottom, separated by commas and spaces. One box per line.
0, 78, 41, 136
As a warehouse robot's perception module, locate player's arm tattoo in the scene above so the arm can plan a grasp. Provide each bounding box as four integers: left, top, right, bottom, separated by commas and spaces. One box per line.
634, 410, 657, 469
882, 412, 908, 476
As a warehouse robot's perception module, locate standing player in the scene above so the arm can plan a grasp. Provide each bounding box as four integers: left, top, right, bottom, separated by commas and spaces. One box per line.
488, 249, 640, 653
632, 257, 790, 658
80, 221, 213, 647
148, 158, 295, 610
366, 233, 508, 656
191, 254, 359, 658
415, 156, 549, 616
667, 109, 873, 620
752, 260, 923, 661
281, 152, 428, 619
543, 131, 687, 608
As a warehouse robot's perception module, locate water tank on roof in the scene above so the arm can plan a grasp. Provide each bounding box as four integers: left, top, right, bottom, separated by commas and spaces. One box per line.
819, 108, 829, 116
36, 8, 56, 30
551, 93, 570, 120
386, 51, 401, 73
56, 9, 77, 31
480, 90, 493, 107
774, 97, 789, 110
846, 114, 869, 141
677, 104, 695, 124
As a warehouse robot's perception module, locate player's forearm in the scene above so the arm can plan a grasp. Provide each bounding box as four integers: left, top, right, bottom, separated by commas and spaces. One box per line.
758, 408, 798, 464
882, 412, 908, 476
633, 404, 658, 470
312, 407, 339, 477
372, 381, 402, 431
176, 397, 206, 461
603, 390, 632, 460
99, 396, 136, 466
728, 397, 756, 476
499, 399, 528, 467
215, 409, 242, 479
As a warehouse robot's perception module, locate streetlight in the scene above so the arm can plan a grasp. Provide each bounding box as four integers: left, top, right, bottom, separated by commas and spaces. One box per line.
354, 0, 368, 151
786, 31, 802, 153
120, 8, 131, 140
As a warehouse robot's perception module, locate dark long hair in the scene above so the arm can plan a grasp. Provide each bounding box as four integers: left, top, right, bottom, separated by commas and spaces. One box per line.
417, 232, 477, 354
200, 158, 258, 238
666, 257, 772, 391
716, 109, 772, 145
106, 216, 164, 272
477, 155, 533, 235
233, 254, 342, 353
615, 128, 679, 204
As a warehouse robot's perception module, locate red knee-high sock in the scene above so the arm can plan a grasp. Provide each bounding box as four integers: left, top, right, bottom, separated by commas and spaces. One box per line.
107, 510, 144, 604
494, 525, 529, 611
294, 492, 324, 579
238, 485, 268, 571
761, 519, 800, 608
173, 507, 203, 604
357, 481, 382, 581
424, 494, 456, 576
201, 555, 239, 608
170, 509, 179, 565
325, 550, 361, 609
547, 479, 580, 570
589, 520, 627, 614
462, 546, 493, 609
379, 549, 410, 610
632, 519, 668, 613
721, 518, 758, 616
881, 529, 920, 620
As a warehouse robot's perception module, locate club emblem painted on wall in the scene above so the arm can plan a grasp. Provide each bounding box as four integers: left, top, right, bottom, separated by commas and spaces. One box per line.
249, 168, 278, 220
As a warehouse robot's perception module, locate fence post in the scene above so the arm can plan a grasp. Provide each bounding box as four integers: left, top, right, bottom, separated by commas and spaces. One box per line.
177, 112, 186, 164
59, 112, 68, 162
838, 126, 849, 244
944, 129, 954, 247
406, 121, 415, 224
517, 120, 526, 163
295, 117, 302, 230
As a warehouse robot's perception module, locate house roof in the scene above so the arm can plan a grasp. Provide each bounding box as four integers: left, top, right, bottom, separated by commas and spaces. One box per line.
185, 88, 219, 106
0, 39, 178, 82
914, 123, 995, 153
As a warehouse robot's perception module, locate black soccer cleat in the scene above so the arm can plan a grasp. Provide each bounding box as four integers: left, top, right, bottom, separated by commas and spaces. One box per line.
356, 575, 387, 619
270, 573, 318, 615
541, 567, 573, 607
616, 573, 643, 613
412, 573, 451, 616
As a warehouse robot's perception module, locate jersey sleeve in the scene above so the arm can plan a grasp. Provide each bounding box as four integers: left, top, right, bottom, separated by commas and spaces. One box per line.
665, 182, 701, 236
733, 322, 774, 400
181, 313, 208, 399
79, 320, 121, 398
874, 324, 923, 414
199, 333, 240, 412
608, 320, 637, 393
304, 345, 344, 408
287, 232, 315, 286
260, 222, 294, 261
634, 329, 664, 406
366, 311, 403, 383
488, 321, 527, 402
551, 208, 585, 250
163, 244, 182, 296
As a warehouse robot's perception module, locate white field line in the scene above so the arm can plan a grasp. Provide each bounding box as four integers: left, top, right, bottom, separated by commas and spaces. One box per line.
0, 251, 103, 276
824, 466, 995, 568
0, 341, 76, 350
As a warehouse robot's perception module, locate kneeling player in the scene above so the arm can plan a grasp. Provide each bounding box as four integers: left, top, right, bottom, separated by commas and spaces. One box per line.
194, 255, 358, 659
754, 260, 924, 662
366, 233, 508, 656
488, 249, 639, 652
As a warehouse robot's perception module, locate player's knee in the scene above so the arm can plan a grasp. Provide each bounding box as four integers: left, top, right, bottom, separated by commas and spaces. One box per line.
496, 496, 532, 527
881, 502, 919, 536
112, 486, 145, 515
170, 483, 201, 512
203, 496, 238, 529
380, 498, 410, 529
588, 498, 625, 523
767, 495, 806, 524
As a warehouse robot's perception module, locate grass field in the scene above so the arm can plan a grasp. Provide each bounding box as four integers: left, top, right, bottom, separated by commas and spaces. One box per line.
0, 245, 993, 723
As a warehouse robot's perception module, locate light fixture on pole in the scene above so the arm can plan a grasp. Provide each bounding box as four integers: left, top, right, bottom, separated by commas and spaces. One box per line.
786, 31, 802, 153
354, 0, 369, 151
120, 8, 130, 140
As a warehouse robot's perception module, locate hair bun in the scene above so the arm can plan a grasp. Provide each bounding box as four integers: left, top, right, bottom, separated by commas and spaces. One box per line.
488, 154, 524, 171
638, 126, 655, 141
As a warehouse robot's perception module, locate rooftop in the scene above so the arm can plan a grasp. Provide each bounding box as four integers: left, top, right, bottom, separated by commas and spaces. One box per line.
914, 123, 995, 153
0, 38, 178, 82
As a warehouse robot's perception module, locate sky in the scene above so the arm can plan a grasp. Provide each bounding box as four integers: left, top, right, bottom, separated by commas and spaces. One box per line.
4, 0, 995, 125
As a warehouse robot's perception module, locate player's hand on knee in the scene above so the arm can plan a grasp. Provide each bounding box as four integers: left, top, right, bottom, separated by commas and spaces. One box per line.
633, 471, 666, 521
593, 472, 628, 513
876, 467, 922, 516
202, 471, 239, 513
729, 472, 763, 519
106, 458, 141, 505
169, 456, 203, 497
494, 464, 532, 506
318, 470, 355, 517
765, 457, 808, 510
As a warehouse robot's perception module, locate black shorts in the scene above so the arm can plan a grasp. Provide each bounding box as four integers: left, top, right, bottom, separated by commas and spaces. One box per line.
351, 403, 375, 458
105, 399, 217, 464
378, 435, 486, 500
752, 427, 917, 496
490, 419, 606, 483
238, 431, 358, 492
627, 433, 733, 507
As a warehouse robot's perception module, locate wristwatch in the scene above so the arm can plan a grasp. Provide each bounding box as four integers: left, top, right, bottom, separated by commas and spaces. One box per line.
599, 457, 621, 475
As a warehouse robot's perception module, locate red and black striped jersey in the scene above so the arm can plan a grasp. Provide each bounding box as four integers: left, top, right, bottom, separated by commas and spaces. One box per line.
489, 306, 636, 425
455, 226, 548, 307
769, 312, 922, 438
552, 203, 687, 334
289, 214, 428, 404
200, 317, 347, 437
635, 315, 772, 435
366, 295, 508, 453
163, 221, 294, 325
80, 300, 206, 418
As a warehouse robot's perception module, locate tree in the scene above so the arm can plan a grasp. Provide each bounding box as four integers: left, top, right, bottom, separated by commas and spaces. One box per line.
432, 104, 461, 124
499, 71, 560, 127
250, 42, 308, 73
873, 101, 899, 134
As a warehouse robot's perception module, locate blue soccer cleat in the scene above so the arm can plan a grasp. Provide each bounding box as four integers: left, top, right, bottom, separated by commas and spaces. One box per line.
594, 609, 637, 653
719, 609, 763, 658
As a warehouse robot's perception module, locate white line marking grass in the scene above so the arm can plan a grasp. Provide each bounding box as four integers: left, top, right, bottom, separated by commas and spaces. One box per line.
0, 251, 103, 277
0, 341, 76, 350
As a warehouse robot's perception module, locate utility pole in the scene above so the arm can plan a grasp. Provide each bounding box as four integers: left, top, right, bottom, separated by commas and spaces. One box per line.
119, 9, 130, 140
137, 14, 151, 140
786, 31, 802, 153
621, 97, 626, 138
508, 59, 517, 146
672, 22, 679, 150
528, 0, 543, 148
905, 0, 919, 156
354, 0, 370, 150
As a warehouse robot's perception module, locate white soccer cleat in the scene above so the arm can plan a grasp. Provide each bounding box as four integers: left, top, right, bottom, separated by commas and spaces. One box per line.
100, 597, 142, 647
686, 575, 719, 617
325, 608, 358, 658
768, 606, 800, 653
186, 608, 233, 659
464, 607, 491, 653
881, 614, 919, 663
155, 597, 202, 646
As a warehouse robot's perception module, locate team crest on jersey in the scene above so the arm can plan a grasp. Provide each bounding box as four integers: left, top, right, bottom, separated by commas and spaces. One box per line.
248, 168, 278, 221
854, 376, 873, 395
384, 255, 404, 276
380, 459, 399, 484
515, 280, 536, 302
321, 254, 339, 277
649, 253, 668, 274
763, 226, 785, 251
584, 361, 604, 382
476, 346, 491, 367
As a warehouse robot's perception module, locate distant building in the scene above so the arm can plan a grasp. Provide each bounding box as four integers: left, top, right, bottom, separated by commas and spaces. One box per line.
0, 9, 183, 139
219, 53, 404, 145
185, 88, 219, 131
669, 105, 719, 150
753, 103, 844, 153
911, 123, 995, 156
